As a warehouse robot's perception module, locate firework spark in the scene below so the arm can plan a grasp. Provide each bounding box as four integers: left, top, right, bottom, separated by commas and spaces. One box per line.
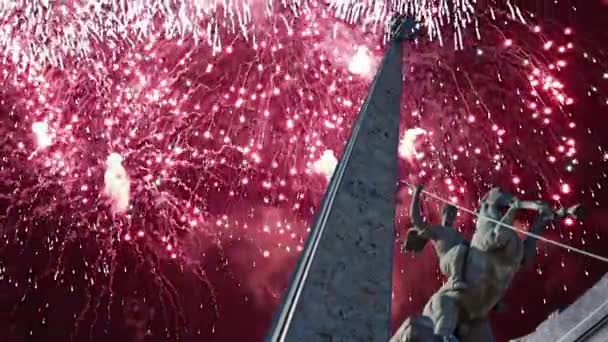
103, 152, 130, 214
0, 0, 482, 69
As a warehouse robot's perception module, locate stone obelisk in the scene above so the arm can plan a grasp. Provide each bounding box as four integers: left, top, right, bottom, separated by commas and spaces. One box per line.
265, 16, 419, 342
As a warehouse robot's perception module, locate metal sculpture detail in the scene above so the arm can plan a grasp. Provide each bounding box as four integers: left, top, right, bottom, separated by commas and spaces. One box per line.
393, 185, 582, 342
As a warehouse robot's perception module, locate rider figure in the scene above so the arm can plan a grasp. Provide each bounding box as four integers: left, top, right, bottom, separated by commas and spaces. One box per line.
403, 185, 469, 291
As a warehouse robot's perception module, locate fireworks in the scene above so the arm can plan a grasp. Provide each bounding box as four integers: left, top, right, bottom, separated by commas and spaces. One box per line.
0, 0, 482, 69
1, 1, 607, 341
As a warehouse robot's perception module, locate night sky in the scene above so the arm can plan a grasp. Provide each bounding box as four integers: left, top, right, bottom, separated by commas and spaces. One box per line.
1, 1, 608, 342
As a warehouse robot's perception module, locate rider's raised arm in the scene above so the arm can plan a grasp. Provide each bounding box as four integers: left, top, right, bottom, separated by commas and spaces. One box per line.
410, 185, 429, 231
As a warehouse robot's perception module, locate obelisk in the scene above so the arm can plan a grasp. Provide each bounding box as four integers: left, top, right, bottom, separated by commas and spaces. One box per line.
266, 16, 419, 342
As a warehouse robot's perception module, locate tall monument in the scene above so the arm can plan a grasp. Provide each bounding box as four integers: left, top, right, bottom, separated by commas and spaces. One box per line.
265, 16, 419, 342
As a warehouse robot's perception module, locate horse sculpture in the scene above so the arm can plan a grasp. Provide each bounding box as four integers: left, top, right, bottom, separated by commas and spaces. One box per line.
393, 185, 582, 342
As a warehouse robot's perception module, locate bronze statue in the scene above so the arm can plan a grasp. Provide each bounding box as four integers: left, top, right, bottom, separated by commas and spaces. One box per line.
393, 185, 582, 342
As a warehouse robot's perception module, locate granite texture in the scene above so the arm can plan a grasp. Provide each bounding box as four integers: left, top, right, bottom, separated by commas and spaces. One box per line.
265, 36, 405, 342
512, 274, 608, 342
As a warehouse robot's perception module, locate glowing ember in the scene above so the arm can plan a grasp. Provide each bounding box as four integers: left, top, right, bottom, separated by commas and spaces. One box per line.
103, 152, 131, 214
32, 121, 52, 149
310, 149, 338, 180
399, 127, 426, 160
348, 46, 374, 77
